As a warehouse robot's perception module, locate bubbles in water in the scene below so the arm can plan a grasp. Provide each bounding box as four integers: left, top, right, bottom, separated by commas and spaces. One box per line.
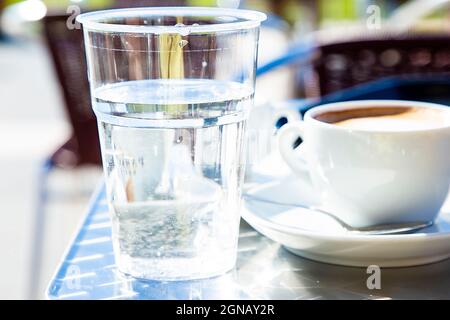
123, 40, 132, 49
178, 40, 188, 48
174, 23, 191, 36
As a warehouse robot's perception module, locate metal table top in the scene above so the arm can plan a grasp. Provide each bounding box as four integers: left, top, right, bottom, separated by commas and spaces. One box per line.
47, 183, 450, 300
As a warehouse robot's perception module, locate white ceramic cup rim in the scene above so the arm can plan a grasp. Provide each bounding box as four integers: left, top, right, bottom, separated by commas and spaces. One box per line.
304, 100, 450, 133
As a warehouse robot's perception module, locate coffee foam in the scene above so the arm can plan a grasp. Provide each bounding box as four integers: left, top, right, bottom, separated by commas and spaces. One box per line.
318, 107, 448, 131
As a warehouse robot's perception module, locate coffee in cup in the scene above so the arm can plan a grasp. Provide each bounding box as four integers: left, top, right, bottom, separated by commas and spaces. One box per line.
277, 100, 450, 228
315, 106, 448, 131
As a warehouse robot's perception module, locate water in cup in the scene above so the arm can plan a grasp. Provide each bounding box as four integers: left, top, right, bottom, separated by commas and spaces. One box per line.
94, 79, 253, 280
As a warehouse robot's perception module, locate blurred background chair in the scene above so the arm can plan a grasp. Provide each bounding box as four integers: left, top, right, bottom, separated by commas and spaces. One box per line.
307, 33, 450, 98
257, 33, 450, 113
42, 1, 185, 169
42, 14, 99, 168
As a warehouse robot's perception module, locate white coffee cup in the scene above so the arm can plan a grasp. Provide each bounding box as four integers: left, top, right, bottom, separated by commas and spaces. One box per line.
277, 100, 450, 228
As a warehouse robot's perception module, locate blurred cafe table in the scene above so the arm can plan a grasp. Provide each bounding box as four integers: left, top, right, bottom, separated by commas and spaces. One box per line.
47, 183, 450, 300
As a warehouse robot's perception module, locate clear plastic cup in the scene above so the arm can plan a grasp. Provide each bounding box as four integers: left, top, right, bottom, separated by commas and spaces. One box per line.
77, 7, 265, 280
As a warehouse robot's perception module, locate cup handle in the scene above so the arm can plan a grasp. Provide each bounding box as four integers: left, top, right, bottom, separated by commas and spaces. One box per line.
277, 121, 311, 182
273, 108, 301, 128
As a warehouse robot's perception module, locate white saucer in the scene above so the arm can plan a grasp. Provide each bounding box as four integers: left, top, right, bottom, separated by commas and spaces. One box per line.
242, 176, 450, 267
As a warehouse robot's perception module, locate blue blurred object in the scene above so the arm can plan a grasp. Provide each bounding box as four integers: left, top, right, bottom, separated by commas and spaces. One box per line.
29, 158, 54, 299
261, 12, 290, 31
256, 39, 315, 78
293, 75, 450, 116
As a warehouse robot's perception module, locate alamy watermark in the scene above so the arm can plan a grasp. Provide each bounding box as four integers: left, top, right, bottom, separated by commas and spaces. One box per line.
366, 265, 381, 290
65, 264, 82, 290
66, 5, 81, 30
366, 5, 382, 30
